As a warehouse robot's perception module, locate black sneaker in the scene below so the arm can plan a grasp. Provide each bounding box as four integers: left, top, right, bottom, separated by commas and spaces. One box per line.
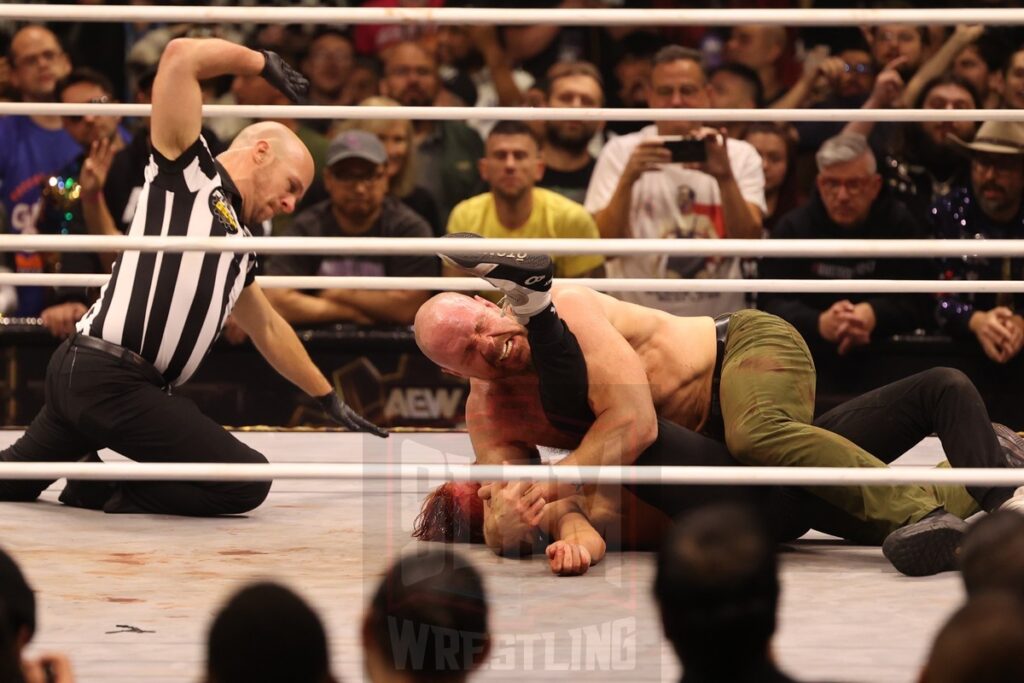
993, 423, 1024, 468
440, 233, 553, 320
881, 508, 967, 577
58, 452, 116, 511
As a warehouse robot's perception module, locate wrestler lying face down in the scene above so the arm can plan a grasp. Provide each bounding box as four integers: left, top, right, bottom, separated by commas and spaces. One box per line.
412, 286, 1024, 577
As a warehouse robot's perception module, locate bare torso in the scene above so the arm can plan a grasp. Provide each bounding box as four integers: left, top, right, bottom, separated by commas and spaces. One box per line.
465, 287, 719, 549
564, 287, 718, 431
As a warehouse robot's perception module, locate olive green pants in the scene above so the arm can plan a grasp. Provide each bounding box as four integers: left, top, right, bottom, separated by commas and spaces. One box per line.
720, 310, 977, 538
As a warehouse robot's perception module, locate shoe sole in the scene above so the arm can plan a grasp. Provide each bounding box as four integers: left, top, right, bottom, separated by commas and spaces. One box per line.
440, 233, 552, 291
993, 423, 1024, 468
881, 518, 966, 577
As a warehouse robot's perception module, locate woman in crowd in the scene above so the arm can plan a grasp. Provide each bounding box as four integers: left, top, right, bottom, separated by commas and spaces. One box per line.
743, 121, 802, 234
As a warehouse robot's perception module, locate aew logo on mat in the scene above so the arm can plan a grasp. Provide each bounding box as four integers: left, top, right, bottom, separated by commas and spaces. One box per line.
334, 355, 467, 426
208, 187, 240, 234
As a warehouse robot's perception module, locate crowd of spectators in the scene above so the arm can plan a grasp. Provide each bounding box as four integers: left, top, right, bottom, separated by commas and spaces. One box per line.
5, 5, 1024, 372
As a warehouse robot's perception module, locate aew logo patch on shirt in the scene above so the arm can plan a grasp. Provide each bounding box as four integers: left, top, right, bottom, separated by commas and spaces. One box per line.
209, 187, 241, 234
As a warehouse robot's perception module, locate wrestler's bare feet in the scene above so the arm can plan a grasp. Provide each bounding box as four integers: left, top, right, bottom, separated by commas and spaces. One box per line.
881, 508, 967, 576
440, 233, 553, 322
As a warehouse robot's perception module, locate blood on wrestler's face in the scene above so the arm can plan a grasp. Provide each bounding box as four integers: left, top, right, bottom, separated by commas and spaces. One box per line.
448, 302, 530, 379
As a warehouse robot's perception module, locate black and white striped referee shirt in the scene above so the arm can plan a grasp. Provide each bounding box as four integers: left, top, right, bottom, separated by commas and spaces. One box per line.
77, 136, 257, 387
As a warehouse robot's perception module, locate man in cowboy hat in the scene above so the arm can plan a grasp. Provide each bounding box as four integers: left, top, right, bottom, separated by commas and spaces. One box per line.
932, 120, 1024, 364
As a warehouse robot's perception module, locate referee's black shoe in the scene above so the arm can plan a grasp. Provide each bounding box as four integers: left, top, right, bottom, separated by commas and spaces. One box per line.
440, 233, 553, 322
881, 507, 967, 576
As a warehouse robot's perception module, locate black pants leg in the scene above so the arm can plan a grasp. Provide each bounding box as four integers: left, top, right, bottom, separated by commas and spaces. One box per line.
814, 367, 1010, 511
0, 341, 271, 516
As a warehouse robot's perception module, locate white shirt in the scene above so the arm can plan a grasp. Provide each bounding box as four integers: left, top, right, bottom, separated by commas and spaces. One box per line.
584, 125, 766, 317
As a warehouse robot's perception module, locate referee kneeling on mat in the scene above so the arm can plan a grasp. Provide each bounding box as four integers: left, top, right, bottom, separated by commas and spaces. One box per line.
0, 37, 387, 516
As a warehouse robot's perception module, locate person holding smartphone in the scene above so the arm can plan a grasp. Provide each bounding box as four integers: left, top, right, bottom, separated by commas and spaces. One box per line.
584, 44, 765, 318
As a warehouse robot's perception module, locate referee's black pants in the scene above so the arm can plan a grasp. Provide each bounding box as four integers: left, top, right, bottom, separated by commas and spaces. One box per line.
0, 338, 271, 516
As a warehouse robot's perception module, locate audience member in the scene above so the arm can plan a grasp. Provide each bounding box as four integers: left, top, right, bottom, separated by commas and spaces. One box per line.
300, 29, 356, 135
205, 581, 335, 683
25, 68, 132, 337
654, 504, 803, 683
849, 74, 979, 223
381, 41, 483, 224
335, 96, 442, 235
931, 121, 1024, 364
866, 24, 928, 81
897, 25, 986, 109
584, 44, 765, 317
302, 29, 355, 107
1001, 44, 1024, 110
446, 121, 604, 285
959, 510, 1024, 599
724, 25, 789, 104
363, 549, 489, 682
708, 62, 764, 139
265, 130, 437, 326
0, 546, 76, 683
760, 134, 931, 359
436, 24, 531, 139
952, 40, 1004, 110
606, 40, 654, 137
742, 122, 801, 233
918, 592, 1024, 683
536, 61, 605, 204
0, 25, 78, 317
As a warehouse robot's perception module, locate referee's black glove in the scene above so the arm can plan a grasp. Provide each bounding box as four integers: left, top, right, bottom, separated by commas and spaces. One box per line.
317, 392, 389, 438
258, 49, 309, 104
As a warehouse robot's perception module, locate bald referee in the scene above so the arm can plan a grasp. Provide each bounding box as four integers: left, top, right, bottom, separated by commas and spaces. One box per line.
0, 38, 386, 517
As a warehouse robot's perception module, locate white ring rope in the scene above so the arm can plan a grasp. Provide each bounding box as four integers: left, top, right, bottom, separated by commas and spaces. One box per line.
0, 4, 1020, 27
6, 235, 1024, 259
0, 462, 1021, 487
2, 103, 1021, 123
4, 273, 1024, 296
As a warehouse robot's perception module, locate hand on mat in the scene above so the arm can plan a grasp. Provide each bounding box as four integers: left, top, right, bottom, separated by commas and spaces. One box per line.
318, 392, 388, 437
546, 540, 593, 576
259, 49, 309, 103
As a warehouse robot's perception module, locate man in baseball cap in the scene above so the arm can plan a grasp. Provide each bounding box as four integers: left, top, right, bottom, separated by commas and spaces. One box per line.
263, 129, 438, 327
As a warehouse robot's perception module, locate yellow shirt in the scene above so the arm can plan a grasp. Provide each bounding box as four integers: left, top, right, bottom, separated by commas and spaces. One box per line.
446, 188, 605, 278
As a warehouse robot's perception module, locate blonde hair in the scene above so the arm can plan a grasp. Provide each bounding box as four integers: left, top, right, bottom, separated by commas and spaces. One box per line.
334, 96, 417, 198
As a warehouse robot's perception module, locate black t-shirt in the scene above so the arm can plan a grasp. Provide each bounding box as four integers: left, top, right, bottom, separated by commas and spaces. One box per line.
263, 197, 440, 279
537, 157, 597, 206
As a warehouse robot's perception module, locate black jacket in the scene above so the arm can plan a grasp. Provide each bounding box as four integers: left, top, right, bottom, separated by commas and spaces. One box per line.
759, 189, 932, 348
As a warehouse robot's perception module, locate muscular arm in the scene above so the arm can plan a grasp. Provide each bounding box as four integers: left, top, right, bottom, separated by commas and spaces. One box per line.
151, 38, 264, 160
544, 289, 658, 476
230, 283, 332, 396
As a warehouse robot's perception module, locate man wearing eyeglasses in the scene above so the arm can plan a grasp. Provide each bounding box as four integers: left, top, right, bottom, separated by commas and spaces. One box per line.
263, 129, 437, 326
932, 121, 1024, 365
0, 25, 79, 317
759, 133, 931, 359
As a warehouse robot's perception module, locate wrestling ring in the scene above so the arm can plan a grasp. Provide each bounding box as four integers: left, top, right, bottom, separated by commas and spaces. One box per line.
3, 4, 1024, 681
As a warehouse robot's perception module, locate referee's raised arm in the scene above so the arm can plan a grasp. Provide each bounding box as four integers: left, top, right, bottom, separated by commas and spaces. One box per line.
150, 38, 265, 161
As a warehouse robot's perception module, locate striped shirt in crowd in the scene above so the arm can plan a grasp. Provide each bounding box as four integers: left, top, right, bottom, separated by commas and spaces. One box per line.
77, 136, 257, 387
